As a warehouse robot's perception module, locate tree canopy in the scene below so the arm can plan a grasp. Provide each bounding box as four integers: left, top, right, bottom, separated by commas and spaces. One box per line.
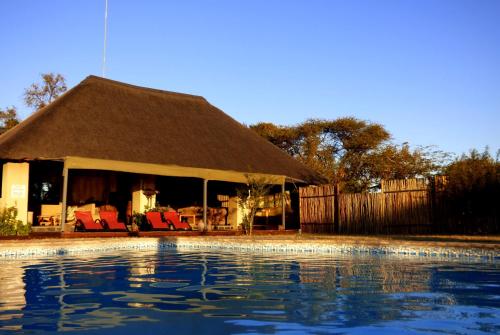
0, 106, 19, 134
444, 148, 499, 196
439, 148, 500, 232
24, 73, 67, 111
251, 118, 442, 192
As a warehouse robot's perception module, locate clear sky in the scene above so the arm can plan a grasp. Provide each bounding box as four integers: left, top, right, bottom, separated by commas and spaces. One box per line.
1, 0, 499, 156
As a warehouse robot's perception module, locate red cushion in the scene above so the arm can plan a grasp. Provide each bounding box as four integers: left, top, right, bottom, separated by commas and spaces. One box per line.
75, 211, 103, 230
164, 211, 191, 230
145, 212, 169, 229
100, 211, 127, 230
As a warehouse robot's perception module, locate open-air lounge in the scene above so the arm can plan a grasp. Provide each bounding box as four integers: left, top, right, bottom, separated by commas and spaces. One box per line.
0, 76, 322, 237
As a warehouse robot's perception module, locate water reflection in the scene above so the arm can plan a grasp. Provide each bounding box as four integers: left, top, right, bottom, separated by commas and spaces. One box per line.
0, 250, 498, 334
0, 260, 27, 331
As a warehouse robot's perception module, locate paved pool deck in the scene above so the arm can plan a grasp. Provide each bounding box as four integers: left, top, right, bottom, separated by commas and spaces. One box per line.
0, 234, 499, 260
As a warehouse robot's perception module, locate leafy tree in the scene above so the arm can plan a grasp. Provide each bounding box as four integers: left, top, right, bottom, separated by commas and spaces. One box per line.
24, 73, 67, 110
0, 106, 19, 133
441, 148, 500, 233
369, 143, 448, 183
444, 148, 499, 196
251, 118, 443, 192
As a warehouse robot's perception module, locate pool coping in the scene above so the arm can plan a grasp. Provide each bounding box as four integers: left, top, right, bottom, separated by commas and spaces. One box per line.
0, 236, 498, 261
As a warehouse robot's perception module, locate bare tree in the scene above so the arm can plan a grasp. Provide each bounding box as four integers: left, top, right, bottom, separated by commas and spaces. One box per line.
24, 73, 67, 111
237, 175, 274, 235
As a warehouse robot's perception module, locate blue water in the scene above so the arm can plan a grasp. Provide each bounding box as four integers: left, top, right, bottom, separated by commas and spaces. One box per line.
0, 249, 498, 334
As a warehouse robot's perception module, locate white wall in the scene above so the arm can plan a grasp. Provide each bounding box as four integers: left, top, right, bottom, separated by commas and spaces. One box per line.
1, 162, 30, 224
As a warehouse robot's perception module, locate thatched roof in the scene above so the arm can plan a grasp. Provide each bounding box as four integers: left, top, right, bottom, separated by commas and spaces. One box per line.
0, 76, 322, 183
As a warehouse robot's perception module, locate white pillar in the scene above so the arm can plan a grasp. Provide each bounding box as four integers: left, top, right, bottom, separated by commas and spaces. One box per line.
60, 166, 69, 232
132, 190, 155, 213
203, 179, 208, 231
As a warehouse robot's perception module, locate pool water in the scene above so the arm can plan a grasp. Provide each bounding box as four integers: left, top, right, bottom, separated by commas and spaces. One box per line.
0, 249, 498, 334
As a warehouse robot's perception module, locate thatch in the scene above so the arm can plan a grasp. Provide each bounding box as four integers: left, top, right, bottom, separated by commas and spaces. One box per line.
0, 76, 323, 183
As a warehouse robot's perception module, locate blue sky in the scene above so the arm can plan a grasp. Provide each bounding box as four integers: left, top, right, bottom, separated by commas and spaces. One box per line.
1, 0, 499, 156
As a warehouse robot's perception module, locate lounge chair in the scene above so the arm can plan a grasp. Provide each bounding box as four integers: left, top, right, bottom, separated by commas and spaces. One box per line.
164, 211, 191, 230
145, 211, 170, 230
74, 210, 104, 231
99, 211, 128, 231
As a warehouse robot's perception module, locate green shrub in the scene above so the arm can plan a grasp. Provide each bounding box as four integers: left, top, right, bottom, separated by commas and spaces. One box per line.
132, 211, 146, 230
0, 206, 31, 236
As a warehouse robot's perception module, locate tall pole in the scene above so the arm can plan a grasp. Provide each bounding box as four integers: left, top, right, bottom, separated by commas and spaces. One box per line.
60, 166, 69, 233
102, 0, 109, 77
203, 179, 208, 232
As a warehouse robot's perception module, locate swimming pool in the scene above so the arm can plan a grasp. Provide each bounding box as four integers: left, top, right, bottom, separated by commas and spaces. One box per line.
0, 249, 498, 334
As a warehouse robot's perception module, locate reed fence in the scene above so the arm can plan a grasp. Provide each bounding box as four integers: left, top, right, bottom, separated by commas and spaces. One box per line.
300, 178, 432, 234
299, 185, 335, 233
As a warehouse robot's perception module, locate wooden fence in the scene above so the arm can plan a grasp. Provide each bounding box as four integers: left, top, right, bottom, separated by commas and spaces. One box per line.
299, 185, 335, 233
299, 179, 432, 234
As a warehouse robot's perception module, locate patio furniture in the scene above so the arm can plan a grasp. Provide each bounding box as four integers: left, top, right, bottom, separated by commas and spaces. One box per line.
178, 206, 202, 228
99, 211, 128, 231
38, 204, 62, 226
145, 211, 170, 230
208, 207, 228, 230
164, 211, 191, 231
74, 210, 104, 231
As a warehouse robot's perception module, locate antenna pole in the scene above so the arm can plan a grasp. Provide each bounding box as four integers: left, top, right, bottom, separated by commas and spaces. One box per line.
102, 0, 109, 77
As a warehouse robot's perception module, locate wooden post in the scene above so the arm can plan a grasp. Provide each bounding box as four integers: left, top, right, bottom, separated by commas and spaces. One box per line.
60, 165, 69, 233
203, 179, 208, 232
281, 181, 286, 230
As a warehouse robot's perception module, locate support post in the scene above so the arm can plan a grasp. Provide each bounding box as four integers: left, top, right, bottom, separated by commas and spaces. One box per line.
203, 179, 208, 231
61, 166, 69, 233
281, 180, 286, 230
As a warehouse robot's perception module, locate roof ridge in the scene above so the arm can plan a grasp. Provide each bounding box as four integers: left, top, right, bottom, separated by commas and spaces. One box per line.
83, 75, 206, 101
